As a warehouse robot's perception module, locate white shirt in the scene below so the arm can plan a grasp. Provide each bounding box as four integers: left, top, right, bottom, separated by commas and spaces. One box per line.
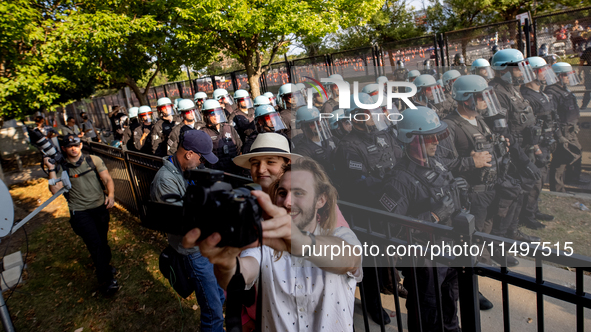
241, 226, 362, 332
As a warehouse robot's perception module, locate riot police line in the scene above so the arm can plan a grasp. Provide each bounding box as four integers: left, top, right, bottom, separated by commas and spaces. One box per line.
30, 45, 591, 332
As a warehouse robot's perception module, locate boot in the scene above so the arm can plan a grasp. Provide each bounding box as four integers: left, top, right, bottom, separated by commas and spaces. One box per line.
508, 229, 541, 243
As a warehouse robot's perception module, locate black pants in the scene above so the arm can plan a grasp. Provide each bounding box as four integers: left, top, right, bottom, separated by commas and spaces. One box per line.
521, 165, 548, 221
402, 263, 460, 332
69, 204, 114, 285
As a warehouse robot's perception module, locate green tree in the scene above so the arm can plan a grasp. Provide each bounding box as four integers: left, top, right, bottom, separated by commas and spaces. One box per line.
176, 0, 384, 97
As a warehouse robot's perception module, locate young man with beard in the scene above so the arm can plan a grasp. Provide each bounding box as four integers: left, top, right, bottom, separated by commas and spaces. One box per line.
183, 157, 362, 331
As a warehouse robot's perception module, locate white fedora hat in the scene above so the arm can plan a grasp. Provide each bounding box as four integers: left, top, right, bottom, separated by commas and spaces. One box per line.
233, 133, 302, 169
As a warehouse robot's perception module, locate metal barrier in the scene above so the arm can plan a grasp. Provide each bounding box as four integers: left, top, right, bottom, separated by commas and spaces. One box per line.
381, 35, 439, 76
75, 139, 591, 331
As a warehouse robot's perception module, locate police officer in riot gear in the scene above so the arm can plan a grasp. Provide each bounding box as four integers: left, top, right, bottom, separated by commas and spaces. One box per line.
194, 91, 208, 112
328, 108, 352, 140
408, 69, 421, 83
213, 88, 236, 116
277, 83, 307, 137
445, 76, 540, 270
545, 62, 585, 192
167, 99, 205, 156
293, 106, 339, 175
452, 53, 468, 75
200, 99, 243, 175
489, 45, 499, 63
152, 97, 182, 156
489, 50, 544, 230
321, 74, 346, 114
378, 106, 466, 332
393, 60, 409, 81
242, 104, 288, 154
519, 57, 560, 222
362, 83, 400, 140
229, 89, 256, 142
134, 106, 155, 154
413, 74, 447, 117
440, 70, 461, 116
263, 91, 278, 111
471, 58, 495, 81
421, 59, 438, 77
122, 106, 140, 152
333, 93, 402, 324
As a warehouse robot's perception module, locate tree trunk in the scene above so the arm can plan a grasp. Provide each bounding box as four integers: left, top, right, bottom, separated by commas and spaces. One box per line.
126, 76, 148, 105
243, 56, 262, 98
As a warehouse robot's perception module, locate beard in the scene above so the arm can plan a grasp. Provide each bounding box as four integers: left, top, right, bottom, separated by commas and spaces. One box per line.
292, 204, 317, 231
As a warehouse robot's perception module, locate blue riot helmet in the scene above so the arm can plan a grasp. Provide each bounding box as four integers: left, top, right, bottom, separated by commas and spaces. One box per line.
328, 108, 352, 139
263, 92, 277, 107
277, 83, 306, 109
408, 70, 421, 83
253, 95, 271, 107
138, 105, 154, 124
491, 49, 535, 85
470, 58, 494, 80
552, 62, 580, 86
177, 99, 202, 123
397, 106, 449, 168
441, 70, 461, 93
234, 89, 254, 109
452, 75, 505, 131
128, 107, 139, 119
413, 74, 446, 105
296, 106, 333, 143
157, 97, 175, 118
527, 56, 558, 86
213, 88, 234, 105
202, 99, 228, 126
254, 104, 286, 133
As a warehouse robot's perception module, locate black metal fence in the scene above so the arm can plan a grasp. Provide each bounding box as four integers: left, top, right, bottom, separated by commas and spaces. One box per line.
533, 6, 591, 58
82, 141, 591, 332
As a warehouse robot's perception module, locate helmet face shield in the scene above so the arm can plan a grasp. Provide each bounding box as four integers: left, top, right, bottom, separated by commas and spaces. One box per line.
466, 87, 502, 117
181, 109, 202, 122
473, 66, 494, 80
256, 113, 286, 133
218, 94, 234, 105
421, 84, 446, 105
268, 96, 277, 107
157, 104, 175, 117
534, 65, 558, 85
204, 108, 228, 125
284, 91, 307, 109
302, 118, 333, 142
406, 129, 450, 168
352, 109, 390, 133
558, 71, 580, 86
237, 96, 254, 109
139, 111, 154, 124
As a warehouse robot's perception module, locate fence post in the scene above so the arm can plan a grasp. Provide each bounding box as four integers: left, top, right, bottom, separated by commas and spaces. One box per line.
284, 54, 293, 83
211, 75, 218, 90
524, 18, 531, 58
231, 72, 238, 91
452, 212, 481, 332
433, 34, 440, 69
438, 33, 446, 68
517, 22, 524, 54
326, 54, 333, 76
532, 18, 538, 56
372, 45, 379, 78
444, 33, 450, 70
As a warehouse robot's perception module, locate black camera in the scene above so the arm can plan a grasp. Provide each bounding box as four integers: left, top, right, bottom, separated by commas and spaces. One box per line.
144, 169, 262, 248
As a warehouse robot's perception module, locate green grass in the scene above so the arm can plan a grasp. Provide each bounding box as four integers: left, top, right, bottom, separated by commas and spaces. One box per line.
4, 179, 202, 332
523, 192, 591, 259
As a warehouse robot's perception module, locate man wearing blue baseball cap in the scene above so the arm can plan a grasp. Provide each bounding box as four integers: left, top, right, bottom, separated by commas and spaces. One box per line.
150, 129, 224, 332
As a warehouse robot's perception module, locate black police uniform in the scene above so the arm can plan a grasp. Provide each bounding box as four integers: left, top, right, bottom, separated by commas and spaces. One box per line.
133, 123, 154, 154
519, 86, 560, 219
545, 82, 582, 191
110, 113, 127, 141
378, 156, 464, 332
122, 118, 139, 152
293, 135, 339, 175
166, 121, 205, 156
321, 98, 339, 114
489, 77, 542, 229
228, 108, 255, 142
277, 107, 293, 138
151, 117, 181, 157
201, 124, 243, 175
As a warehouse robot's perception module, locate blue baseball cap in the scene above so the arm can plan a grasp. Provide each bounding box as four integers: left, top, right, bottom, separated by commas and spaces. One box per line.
180, 130, 218, 164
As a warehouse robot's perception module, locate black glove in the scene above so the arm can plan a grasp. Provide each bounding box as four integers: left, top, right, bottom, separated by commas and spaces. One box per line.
454, 177, 469, 192
430, 196, 455, 223
522, 162, 541, 181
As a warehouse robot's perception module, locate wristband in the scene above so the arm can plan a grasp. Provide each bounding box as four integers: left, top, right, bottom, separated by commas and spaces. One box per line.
48, 169, 56, 172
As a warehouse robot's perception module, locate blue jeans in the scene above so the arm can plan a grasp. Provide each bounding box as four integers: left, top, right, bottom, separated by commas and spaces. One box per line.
185, 251, 226, 332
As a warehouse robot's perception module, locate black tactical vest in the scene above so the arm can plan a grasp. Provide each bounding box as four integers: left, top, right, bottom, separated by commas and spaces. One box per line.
203, 124, 238, 172
293, 136, 338, 174
490, 80, 536, 145
520, 86, 558, 152
349, 129, 401, 179
544, 84, 580, 125
447, 112, 505, 186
